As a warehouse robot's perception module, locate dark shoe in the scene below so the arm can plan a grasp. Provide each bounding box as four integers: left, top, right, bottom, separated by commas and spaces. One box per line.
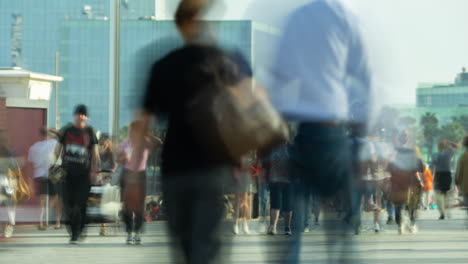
285, 227, 292, 236
386, 217, 394, 225
38, 225, 47, 231
439, 214, 445, 220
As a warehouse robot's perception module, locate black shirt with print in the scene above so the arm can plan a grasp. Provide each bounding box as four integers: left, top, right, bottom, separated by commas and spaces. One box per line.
59, 125, 98, 169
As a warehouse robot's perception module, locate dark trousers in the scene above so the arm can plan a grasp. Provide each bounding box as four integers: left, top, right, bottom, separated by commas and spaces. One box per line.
163, 167, 228, 264
62, 168, 91, 240
285, 124, 356, 264
121, 169, 146, 233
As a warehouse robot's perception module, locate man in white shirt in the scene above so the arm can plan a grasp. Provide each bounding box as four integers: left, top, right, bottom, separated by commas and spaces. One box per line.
28, 128, 61, 230
270, 0, 373, 263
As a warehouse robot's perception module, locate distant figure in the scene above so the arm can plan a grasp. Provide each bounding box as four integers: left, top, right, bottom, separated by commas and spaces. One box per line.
28, 128, 61, 230
265, 143, 293, 236
270, 0, 372, 262
421, 165, 434, 210
118, 121, 161, 245
232, 153, 255, 235
431, 140, 459, 220
388, 133, 424, 234
0, 131, 21, 238
97, 133, 117, 236
57, 104, 99, 244
137, 0, 255, 262
455, 136, 468, 218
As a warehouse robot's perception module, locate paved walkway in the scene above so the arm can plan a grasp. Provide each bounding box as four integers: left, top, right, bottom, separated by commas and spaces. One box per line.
1, 209, 467, 264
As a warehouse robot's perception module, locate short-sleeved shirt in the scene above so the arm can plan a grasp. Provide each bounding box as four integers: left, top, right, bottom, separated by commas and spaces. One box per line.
28, 139, 58, 178
432, 148, 456, 173
59, 125, 98, 169
119, 139, 151, 172
267, 145, 290, 183
143, 45, 252, 176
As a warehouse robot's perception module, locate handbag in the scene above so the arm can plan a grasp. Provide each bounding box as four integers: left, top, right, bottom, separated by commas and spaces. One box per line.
49, 148, 67, 184
188, 76, 289, 163
8, 167, 31, 202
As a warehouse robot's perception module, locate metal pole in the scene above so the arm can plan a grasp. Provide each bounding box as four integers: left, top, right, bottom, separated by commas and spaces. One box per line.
109, 0, 121, 138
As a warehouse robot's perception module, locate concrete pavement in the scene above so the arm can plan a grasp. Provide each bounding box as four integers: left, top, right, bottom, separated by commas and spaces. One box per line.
0, 209, 467, 264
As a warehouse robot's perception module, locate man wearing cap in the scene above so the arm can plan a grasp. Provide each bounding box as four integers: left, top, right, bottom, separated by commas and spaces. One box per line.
56, 104, 99, 244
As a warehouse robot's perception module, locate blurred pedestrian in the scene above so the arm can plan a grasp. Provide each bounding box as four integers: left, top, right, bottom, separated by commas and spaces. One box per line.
421, 164, 434, 210
432, 140, 459, 220
118, 121, 161, 244
97, 133, 117, 236
28, 128, 61, 230
0, 131, 21, 238
266, 142, 293, 236
388, 132, 424, 234
232, 153, 255, 235
136, 0, 257, 262
455, 136, 468, 219
57, 104, 99, 244
270, 0, 373, 262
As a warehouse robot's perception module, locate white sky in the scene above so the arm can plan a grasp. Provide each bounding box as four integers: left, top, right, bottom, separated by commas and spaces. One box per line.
162, 0, 468, 105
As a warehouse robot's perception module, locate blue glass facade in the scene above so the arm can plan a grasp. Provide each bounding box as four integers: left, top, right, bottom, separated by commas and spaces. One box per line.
59, 20, 253, 133
0, 0, 155, 129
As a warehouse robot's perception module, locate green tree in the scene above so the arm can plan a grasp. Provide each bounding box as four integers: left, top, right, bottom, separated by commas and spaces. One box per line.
438, 122, 465, 143
452, 115, 468, 134
420, 112, 439, 160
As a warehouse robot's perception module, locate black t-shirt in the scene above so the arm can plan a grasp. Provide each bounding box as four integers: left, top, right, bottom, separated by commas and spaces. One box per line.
143, 44, 252, 175
59, 125, 98, 169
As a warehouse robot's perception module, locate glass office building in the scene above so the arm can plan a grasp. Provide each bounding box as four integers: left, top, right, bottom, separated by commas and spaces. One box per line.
58, 19, 253, 133
394, 69, 468, 124
417, 69, 468, 108
0, 0, 155, 129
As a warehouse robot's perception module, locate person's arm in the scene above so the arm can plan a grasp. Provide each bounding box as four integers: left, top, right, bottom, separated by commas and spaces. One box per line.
455, 154, 465, 187
448, 141, 460, 149
146, 134, 163, 150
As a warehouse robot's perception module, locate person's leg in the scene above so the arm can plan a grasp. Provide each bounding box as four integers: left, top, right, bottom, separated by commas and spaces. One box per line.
163, 178, 191, 264
77, 180, 91, 240
283, 183, 294, 234
242, 192, 251, 233
436, 191, 446, 219
39, 194, 46, 229
3, 199, 16, 238
189, 172, 227, 264
269, 183, 281, 234
233, 193, 242, 234
302, 187, 311, 230
134, 172, 147, 243
311, 193, 320, 225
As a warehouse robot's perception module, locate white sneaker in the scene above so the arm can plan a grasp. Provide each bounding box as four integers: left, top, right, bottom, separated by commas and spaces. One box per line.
243, 222, 250, 235
134, 232, 142, 245
233, 224, 239, 235
258, 223, 267, 233
4, 225, 13, 238
126, 232, 134, 244
398, 225, 405, 235
410, 224, 418, 234
303, 226, 310, 233
267, 225, 277, 235
374, 223, 381, 233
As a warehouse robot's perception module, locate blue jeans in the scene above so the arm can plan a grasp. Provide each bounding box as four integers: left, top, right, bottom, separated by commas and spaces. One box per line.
258, 183, 269, 220
274, 123, 356, 264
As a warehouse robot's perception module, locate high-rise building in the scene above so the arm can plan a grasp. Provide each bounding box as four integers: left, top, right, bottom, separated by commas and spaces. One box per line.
0, 0, 156, 128
58, 19, 253, 133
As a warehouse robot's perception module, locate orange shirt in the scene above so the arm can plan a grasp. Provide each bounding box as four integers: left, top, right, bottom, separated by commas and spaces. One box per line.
423, 168, 433, 191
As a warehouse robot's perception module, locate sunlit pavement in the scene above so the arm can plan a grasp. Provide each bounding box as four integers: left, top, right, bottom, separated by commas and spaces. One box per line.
0, 209, 467, 264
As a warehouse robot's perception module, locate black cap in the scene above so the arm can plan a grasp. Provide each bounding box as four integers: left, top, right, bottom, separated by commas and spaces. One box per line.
74, 104, 88, 116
